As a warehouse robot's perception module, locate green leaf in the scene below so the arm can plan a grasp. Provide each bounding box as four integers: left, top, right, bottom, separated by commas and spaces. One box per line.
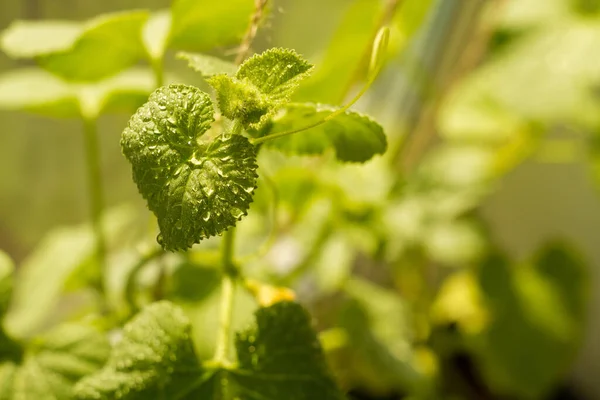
1, 11, 149, 82
121, 84, 258, 251
169, 0, 254, 51
0, 68, 79, 118
236, 48, 314, 102
472, 245, 588, 398
255, 103, 387, 162
0, 251, 14, 318
74, 301, 201, 400
178, 52, 238, 77
76, 301, 344, 400
0, 323, 109, 400
207, 48, 313, 129
230, 301, 345, 399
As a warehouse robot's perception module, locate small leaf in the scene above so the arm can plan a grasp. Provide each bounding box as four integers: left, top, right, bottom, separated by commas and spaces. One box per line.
255, 103, 387, 162
0, 324, 109, 400
236, 48, 314, 103
169, 0, 254, 51
121, 84, 258, 251
208, 48, 313, 129
178, 52, 238, 77
1, 11, 149, 82
74, 301, 201, 400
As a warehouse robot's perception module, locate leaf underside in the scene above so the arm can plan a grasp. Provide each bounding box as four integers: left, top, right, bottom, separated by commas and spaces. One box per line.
121, 84, 258, 251
256, 103, 387, 162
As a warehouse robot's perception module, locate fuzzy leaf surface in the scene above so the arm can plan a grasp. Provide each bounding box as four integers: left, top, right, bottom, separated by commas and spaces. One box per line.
208, 48, 313, 129
121, 84, 258, 251
74, 301, 201, 400
256, 103, 387, 162
0, 324, 109, 400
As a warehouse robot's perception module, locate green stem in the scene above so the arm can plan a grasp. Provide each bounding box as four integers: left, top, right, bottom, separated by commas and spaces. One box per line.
83, 117, 106, 297
152, 57, 164, 87
214, 228, 238, 364
125, 248, 164, 314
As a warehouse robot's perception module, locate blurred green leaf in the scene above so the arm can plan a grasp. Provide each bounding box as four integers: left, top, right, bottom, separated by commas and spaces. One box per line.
393, 0, 434, 40
0, 66, 154, 119
0, 323, 109, 400
5, 206, 139, 338
0, 68, 79, 118
256, 103, 387, 162
340, 278, 421, 393
294, 0, 381, 104
0, 20, 81, 58
472, 244, 588, 398
1, 11, 149, 82
169, 0, 254, 51
178, 52, 238, 77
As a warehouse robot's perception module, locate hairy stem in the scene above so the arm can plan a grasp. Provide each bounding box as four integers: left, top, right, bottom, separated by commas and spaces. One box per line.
83, 117, 107, 297
214, 228, 238, 364
235, 0, 269, 65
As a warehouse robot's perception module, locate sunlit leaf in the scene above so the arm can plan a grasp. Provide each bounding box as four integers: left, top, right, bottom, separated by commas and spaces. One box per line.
142, 10, 171, 61
121, 84, 258, 251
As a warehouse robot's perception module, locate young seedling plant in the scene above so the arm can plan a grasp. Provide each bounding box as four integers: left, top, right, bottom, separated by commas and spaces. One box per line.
69, 28, 389, 399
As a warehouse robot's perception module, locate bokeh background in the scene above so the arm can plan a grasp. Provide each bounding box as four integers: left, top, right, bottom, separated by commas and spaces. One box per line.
1, 0, 600, 399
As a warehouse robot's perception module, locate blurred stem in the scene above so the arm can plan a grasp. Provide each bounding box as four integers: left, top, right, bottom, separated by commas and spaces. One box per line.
152, 57, 164, 87
124, 247, 165, 315
394, 1, 496, 172
83, 117, 107, 298
214, 228, 239, 365
235, 0, 269, 64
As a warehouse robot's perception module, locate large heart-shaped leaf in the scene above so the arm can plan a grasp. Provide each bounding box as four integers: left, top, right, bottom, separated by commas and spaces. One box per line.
121, 84, 258, 251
